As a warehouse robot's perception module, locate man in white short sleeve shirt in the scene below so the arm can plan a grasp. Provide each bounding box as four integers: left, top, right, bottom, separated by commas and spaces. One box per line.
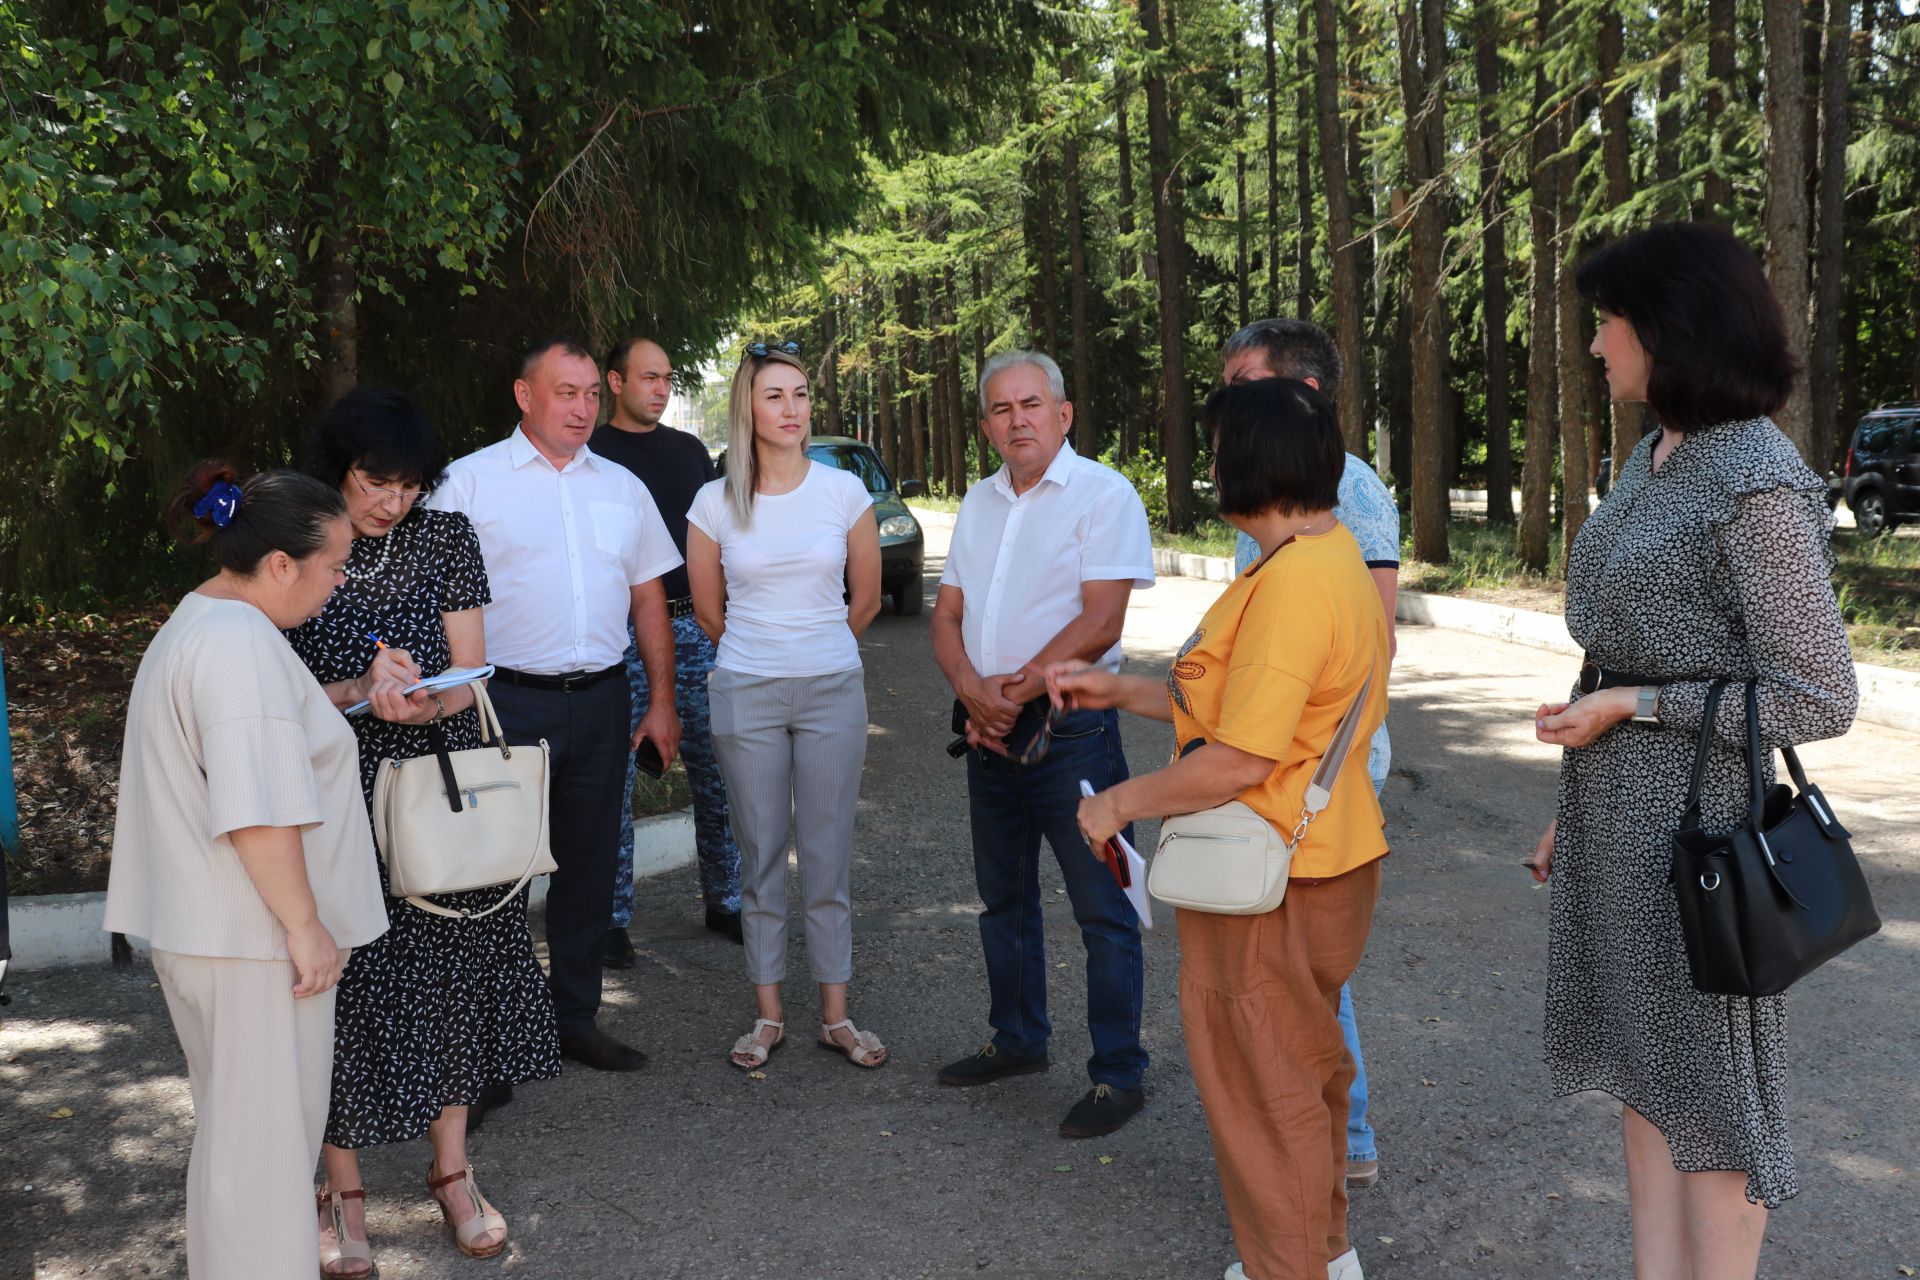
430, 335, 681, 1074
930, 350, 1156, 1140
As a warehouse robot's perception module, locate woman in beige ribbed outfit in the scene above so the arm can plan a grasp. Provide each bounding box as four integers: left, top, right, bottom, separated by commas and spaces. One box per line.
106, 463, 390, 1279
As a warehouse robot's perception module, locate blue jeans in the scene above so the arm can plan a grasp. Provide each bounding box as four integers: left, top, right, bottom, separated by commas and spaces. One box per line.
1339, 983, 1375, 1161
612, 615, 742, 926
966, 705, 1147, 1090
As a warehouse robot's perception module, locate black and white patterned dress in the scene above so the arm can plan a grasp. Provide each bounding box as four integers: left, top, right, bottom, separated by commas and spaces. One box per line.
286, 507, 560, 1149
1547, 417, 1857, 1207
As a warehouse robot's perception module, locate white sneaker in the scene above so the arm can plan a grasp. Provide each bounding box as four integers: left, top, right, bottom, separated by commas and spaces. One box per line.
1224, 1254, 1363, 1280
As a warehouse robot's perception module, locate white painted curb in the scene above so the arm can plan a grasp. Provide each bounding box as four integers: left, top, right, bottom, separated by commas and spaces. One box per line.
1394, 589, 1920, 736
4, 808, 696, 973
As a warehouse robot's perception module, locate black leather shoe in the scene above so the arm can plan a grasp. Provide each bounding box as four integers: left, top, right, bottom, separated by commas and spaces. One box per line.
558, 1028, 649, 1073
466, 1082, 513, 1134
935, 1041, 1050, 1087
1059, 1083, 1145, 1138
705, 906, 744, 945
600, 927, 637, 969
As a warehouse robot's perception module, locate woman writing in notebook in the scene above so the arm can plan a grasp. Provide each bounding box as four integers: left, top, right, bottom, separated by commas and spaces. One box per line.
286, 389, 560, 1275
1047, 379, 1391, 1280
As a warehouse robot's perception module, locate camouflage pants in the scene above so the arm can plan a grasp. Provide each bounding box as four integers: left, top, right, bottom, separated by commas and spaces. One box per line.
611, 614, 741, 926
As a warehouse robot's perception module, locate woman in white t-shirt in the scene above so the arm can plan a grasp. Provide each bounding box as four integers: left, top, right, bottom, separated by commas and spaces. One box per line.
687, 342, 886, 1071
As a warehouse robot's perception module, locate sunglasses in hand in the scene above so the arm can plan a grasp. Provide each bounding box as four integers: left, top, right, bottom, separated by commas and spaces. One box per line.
1013, 701, 1072, 767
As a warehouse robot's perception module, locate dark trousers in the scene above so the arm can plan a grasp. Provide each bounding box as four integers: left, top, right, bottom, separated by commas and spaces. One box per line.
966, 705, 1148, 1089
489, 677, 629, 1037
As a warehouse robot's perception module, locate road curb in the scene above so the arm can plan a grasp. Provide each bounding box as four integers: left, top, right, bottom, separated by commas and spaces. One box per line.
3, 808, 696, 972
1394, 589, 1920, 735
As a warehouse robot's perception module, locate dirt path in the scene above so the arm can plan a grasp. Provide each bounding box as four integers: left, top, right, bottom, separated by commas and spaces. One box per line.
2, 526, 1914, 1278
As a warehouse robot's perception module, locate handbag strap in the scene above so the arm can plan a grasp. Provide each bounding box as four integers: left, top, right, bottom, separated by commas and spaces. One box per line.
1743, 679, 1768, 826
403, 837, 546, 921
1679, 678, 1731, 829
470, 681, 510, 756
1283, 667, 1377, 850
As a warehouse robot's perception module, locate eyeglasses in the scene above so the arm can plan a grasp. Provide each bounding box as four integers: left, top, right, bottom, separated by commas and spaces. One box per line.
354, 478, 425, 506
743, 340, 802, 360
1013, 702, 1071, 767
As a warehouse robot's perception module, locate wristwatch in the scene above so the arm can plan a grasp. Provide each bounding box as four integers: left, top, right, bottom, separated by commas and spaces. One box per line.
428, 693, 447, 723
1632, 685, 1663, 725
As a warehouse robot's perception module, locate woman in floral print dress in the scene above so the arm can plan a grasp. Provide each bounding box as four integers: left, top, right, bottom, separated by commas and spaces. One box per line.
1529, 224, 1856, 1278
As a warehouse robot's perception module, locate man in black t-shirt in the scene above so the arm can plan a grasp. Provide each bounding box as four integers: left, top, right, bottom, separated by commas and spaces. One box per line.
593, 337, 743, 961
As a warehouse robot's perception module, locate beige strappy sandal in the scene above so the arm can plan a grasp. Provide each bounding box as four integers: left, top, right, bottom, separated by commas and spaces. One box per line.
729, 1017, 785, 1070
316, 1186, 376, 1279
426, 1163, 507, 1260
816, 1018, 888, 1069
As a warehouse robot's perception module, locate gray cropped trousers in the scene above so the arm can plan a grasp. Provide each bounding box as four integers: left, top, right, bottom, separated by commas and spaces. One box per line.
707, 665, 868, 985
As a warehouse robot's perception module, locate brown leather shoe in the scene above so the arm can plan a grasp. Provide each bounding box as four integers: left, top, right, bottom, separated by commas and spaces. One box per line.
558, 1027, 649, 1072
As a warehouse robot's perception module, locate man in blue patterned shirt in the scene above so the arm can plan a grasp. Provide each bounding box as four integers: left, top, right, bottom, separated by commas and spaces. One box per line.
1221, 318, 1398, 1191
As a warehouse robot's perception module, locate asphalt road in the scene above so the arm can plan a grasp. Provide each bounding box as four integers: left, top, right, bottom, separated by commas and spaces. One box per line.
2, 523, 1915, 1279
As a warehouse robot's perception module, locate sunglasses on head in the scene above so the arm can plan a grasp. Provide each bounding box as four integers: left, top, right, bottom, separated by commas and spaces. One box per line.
744, 340, 802, 360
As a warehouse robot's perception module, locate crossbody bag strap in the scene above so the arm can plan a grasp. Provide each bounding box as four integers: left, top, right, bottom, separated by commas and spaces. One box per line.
1679, 678, 1730, 830
1284, 667, 1377, 851
1743, 679, 1768, 827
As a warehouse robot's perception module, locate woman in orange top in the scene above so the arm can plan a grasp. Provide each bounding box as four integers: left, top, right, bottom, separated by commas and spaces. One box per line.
1049, 378, 1390, 1280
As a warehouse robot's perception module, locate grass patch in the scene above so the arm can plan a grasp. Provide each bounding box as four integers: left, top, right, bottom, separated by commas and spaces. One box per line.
1398, 520, 1920, 670
908, 493, 962, 515
1155, 519, 1241, 558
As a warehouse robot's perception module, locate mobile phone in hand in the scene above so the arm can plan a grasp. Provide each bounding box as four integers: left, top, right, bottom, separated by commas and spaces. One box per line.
634, 738, 666, 779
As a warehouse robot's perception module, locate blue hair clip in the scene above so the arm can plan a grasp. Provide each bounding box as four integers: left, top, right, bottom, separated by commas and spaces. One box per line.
192, 480, 244, 529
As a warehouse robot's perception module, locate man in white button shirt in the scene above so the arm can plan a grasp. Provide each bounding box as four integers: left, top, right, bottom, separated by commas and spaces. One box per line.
931, 351, 1156, 1139
430, 336, 682, 1074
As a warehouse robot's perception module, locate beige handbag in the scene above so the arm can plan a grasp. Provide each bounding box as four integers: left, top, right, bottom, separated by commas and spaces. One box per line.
371, 682, 555, 919
1148, 670, 1374, 915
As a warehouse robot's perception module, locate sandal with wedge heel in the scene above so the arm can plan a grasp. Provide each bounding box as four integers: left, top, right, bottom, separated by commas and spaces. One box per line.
426, 1163, 507, 1260
316, 1186, 377, 1279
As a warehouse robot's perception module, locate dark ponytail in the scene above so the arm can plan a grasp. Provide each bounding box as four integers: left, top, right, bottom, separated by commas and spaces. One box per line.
167, 461, 347, 575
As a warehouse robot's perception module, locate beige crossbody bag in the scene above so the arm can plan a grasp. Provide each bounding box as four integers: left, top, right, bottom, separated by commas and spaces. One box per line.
371, 682, 556, 919
1147, 669, 1375, 915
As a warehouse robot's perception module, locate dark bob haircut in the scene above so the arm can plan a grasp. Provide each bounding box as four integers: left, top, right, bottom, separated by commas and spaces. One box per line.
1574, 222, 1798, 432
1220, 317, 1344, 396
166, 461, 346, 575
300, 387, 449, 497
1204, 378, 1343, 519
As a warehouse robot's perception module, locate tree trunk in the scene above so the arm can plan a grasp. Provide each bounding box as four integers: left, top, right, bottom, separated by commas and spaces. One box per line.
1265, 0, 1282, 315
1703, 0, 1737, 220
1558, 240, 1592, 561
904, 276, 928, 485
1597, 3, 1644, 482
1762, 0, 1815, 459
1313, 0, 1366, 454
1066, 129, 1097, 457
318, 230, 358, 407
1295, 0, 1317, 320
1519, 0, 1560, 573
1808, 0, 1851, 467
1475, 2, 1515, 525
877, 356, 898, 478
1142, 0, 1195, 531
819, 299, 842, 435
972, 262, 990, 468
1398, 0, 1450, 563
1653, 5, 1682, 213
1234, 69, 1251, 330
944, 269, 969, 494
1115, 75, 1147, 461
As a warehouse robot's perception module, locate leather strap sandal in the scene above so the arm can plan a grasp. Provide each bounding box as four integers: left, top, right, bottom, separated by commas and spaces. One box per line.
316, 1187, 377, 1279
729, 1017, 784, 1070
426, 1163, 508, 1260
817, 1018, 888, 1069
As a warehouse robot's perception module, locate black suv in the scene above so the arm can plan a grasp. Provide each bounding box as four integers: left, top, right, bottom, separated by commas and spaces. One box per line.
1840, 403, 1920, 535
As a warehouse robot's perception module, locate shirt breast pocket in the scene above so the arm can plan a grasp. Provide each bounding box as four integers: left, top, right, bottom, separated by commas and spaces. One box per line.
588, 501, 634, 562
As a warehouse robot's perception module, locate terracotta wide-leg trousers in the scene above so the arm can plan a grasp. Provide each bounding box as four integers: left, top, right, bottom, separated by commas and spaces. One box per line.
153, 949, 336, 1280
1177, 859, 1382, 1280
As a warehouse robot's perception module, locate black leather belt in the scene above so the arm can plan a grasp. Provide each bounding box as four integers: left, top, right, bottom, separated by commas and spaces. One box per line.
491, 663, 623, 693
667, 596, 697, 620
1578, 658, 1667, 695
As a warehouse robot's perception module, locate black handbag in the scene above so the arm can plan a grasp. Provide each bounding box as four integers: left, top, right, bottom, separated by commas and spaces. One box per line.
1669, 679, 1880, 997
